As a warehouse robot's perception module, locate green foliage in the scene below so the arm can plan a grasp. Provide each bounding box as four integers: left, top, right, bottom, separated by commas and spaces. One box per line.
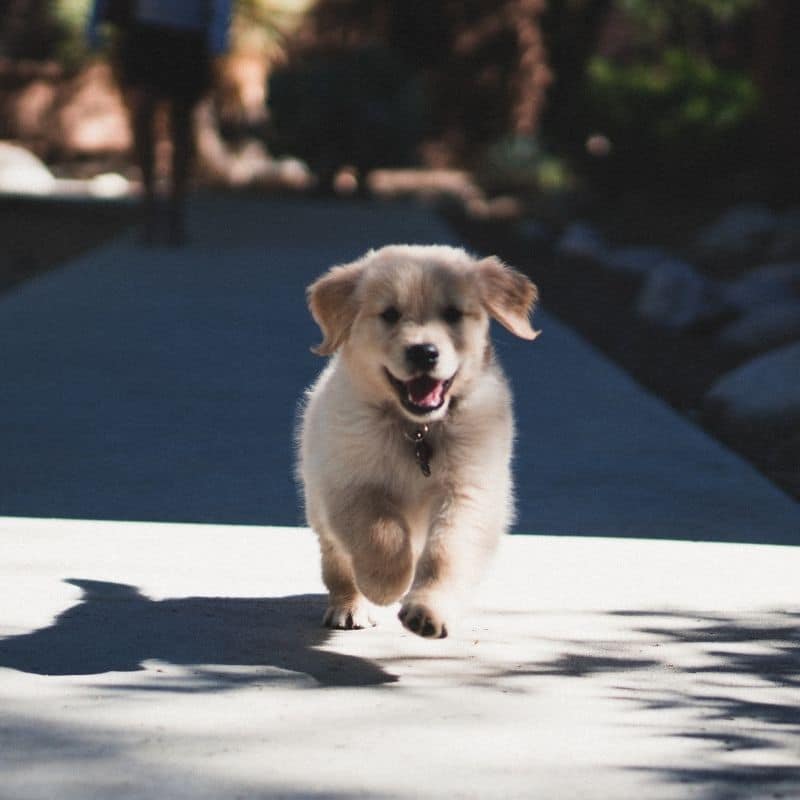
619, 0, 757, 33
613, 0, 759, 60
229, 0, 311, 55
50, 0, 91, 35
540, 0, 762, 192
482, 135, 576, 194
578, 47, 759, 188
589, 48, 757, 140
49, 0, 92, 69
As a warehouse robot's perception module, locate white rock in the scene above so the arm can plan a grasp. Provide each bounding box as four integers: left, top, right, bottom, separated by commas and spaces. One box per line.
722, 262, 800, 311
635, 260, 725, 330
696, 202, 777, 260
705, 342, 800, 430
89, 172, 130, 198
555, 222, 607, 262
717, 302, 800, 354
0, 141, 55, 195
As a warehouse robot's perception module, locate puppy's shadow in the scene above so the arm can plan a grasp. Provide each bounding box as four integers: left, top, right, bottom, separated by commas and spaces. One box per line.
0, 579, 395, 689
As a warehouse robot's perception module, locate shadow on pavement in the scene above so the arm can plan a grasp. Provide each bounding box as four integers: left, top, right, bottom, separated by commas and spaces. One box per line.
0, 710, 394, 800
0, 579, 396, 688
467, 606, 800, 799
600, 610, 800, 799
632, 765, 800, 800
618, 609, 800, 689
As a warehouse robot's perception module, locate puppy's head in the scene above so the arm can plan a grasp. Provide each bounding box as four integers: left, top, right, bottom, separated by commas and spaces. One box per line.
308, 245, 539, 422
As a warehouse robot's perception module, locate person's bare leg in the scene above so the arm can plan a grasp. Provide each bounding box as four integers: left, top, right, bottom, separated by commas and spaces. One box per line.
128, 88, 158, 244
167, 97, 195, 246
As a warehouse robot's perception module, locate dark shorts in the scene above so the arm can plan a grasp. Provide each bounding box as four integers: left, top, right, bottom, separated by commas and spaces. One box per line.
117, 23, 212, 102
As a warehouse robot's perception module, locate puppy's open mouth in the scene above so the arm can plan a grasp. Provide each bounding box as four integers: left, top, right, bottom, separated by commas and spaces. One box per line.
385, 369, 454, 416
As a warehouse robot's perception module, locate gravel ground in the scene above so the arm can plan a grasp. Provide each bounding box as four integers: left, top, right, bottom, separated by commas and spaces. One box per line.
448, 206, 799, 503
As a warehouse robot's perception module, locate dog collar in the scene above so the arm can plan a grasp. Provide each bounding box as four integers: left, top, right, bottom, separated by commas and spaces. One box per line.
404, 424, 432, 477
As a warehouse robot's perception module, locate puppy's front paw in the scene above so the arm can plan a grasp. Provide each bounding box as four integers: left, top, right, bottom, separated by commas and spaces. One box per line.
323, 599, 376, 630
398, 598, 448, 639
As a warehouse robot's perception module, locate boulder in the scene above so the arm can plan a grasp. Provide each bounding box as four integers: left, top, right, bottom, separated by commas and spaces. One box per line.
704, 342, 800, 432
0, 141, 55, 195
722, 262, 800, 312
717, 302, 800, 354
555, 222, 607, 263
89, 172, 131, 198
635, 259, 726, 331
601, 246, 684, 279
768, 207, 800, 261
695, 202, 778, 262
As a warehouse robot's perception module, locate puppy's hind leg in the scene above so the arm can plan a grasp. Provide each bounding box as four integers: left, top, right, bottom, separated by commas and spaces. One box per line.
318, 534, 376, 630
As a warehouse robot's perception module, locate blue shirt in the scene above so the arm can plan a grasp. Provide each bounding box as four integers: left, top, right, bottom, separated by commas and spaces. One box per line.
88, 0, 232, 55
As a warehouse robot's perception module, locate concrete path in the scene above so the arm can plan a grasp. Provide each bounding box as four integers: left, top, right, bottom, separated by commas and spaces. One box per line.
0, 193, 797, 542
1, 194, 799, 799
1, 516, 799, 800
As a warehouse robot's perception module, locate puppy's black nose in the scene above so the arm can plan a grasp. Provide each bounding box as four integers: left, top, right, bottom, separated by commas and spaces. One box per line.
406, 343, 439, 372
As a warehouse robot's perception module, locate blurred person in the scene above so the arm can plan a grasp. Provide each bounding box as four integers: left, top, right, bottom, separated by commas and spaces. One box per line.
88, 0, 232, 245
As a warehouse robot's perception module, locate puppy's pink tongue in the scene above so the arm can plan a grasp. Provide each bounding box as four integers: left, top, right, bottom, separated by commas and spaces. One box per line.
406, 376, 444, 408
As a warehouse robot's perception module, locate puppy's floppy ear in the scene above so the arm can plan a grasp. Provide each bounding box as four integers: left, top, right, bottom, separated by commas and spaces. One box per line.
476, 256, 541, 340
307, 261, 363, 355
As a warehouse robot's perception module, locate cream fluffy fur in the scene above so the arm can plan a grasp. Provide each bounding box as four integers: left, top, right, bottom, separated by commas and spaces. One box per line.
298, 245, 538, 638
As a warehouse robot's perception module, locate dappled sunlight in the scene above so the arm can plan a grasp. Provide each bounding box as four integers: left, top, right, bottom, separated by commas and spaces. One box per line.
1, 521, 799, 799
470, 605, 800, 798
306, 600, 800, 798
0, 710, 387, 800
366, 168, 479, 202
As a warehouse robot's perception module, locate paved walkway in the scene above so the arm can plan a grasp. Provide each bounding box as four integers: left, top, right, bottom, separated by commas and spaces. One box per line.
1, 517, 799, 799
0, 193, 797, 541
1, 194, 799, 799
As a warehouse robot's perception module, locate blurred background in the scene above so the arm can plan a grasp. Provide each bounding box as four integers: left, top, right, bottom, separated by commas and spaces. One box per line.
1, 0, 798, 501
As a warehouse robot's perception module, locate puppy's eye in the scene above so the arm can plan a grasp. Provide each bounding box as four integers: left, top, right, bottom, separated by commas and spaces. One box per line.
380, 306, 401, 324
442, 305, 463, 324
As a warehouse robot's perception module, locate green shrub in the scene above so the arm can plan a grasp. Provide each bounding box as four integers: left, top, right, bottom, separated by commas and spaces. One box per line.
582, 48, 759, 188
49, 0, 92, 69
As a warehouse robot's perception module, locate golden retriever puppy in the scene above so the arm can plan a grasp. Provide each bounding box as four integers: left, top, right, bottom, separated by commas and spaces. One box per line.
298, 245, 539, 638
